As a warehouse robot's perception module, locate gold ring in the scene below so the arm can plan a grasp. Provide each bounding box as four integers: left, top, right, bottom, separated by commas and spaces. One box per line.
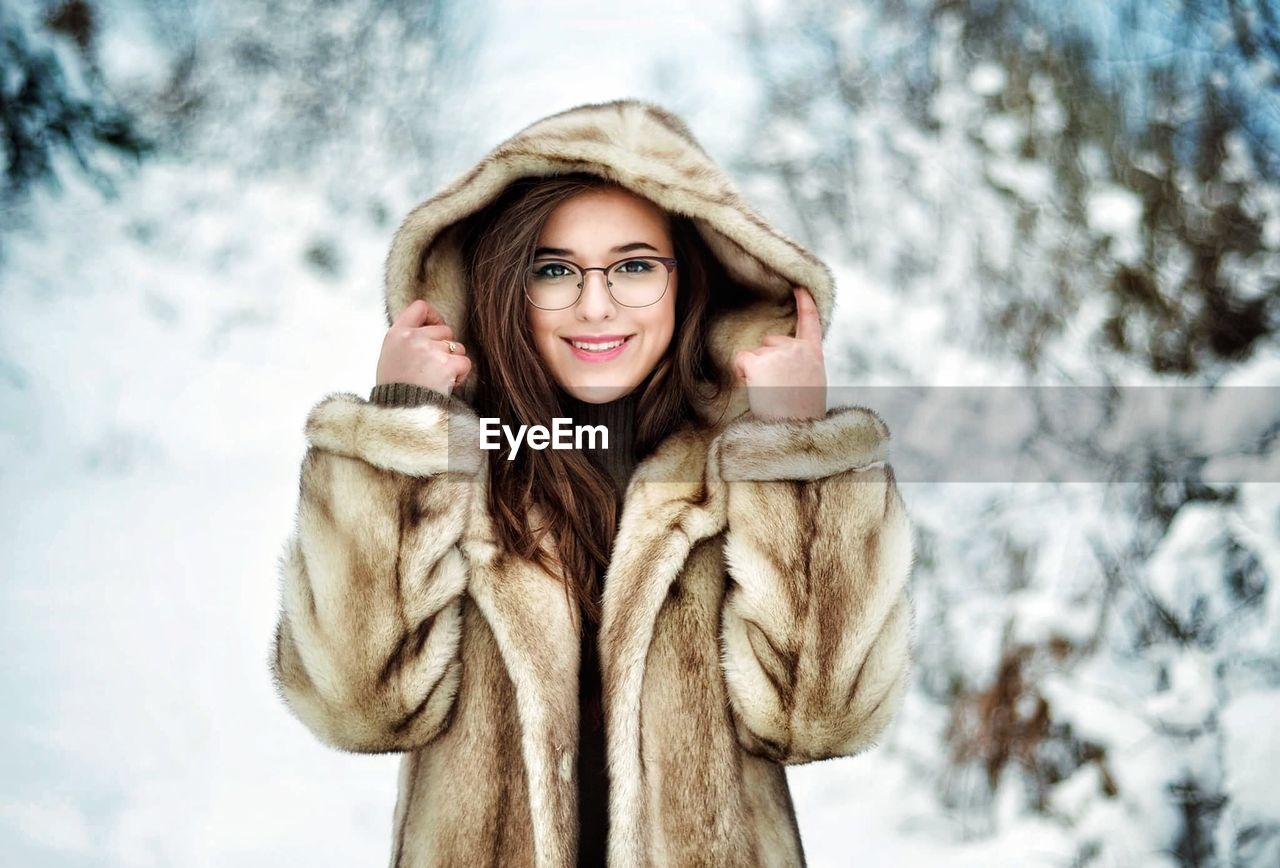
447, 342, 457, 354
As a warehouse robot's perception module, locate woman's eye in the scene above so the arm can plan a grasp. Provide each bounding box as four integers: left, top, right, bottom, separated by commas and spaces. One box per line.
618, 259, 653, 273
535, 263, 571, 278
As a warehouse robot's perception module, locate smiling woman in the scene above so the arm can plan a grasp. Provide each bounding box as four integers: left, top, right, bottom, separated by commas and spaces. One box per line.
269, 99, 914, 868
520, 184, 682, 404
526, 213, 676, 385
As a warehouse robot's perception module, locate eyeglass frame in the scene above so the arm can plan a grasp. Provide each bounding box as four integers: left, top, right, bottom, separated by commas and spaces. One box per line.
523, 255, 678, 310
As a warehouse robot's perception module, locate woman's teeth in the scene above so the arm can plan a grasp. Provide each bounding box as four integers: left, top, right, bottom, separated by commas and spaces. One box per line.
571, 338, 627, 352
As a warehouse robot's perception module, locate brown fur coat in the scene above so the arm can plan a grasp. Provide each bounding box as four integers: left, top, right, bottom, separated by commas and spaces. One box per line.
269, 98, 915, 867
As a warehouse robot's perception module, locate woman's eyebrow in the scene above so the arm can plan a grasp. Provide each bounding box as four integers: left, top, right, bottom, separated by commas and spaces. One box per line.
534, 241, 661, 257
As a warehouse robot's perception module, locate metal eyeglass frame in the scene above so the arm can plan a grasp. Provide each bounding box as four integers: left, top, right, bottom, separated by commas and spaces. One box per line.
524, 255, 678, 310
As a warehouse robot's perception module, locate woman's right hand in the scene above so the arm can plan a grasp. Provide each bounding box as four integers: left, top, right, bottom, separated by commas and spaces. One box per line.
374, 299, 473, 397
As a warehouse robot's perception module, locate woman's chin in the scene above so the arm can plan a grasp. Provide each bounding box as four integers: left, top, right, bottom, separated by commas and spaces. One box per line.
556, 369, 640, 397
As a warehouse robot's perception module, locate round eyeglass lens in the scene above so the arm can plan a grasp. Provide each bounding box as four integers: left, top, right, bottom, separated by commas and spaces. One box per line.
606, 258, 669, 307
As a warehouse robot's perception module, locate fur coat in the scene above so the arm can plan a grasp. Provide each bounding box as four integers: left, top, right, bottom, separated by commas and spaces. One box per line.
269, 98, 916, 867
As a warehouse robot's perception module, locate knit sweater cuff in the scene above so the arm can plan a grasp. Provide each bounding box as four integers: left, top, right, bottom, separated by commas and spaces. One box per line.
369, 382, 452, 409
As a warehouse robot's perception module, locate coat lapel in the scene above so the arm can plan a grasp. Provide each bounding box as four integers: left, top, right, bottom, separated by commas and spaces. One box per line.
459, 410, 734, 868
463, 497, 581, 868
599, 419, 730, 867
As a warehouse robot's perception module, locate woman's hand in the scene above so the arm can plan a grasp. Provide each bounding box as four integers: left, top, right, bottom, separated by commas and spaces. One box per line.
734, 286, 827, 421
375, 299, 473, 397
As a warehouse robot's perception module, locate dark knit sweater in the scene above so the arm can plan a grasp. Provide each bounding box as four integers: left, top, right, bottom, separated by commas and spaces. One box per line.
369, 381, 642, 868
555, 384, 641, 868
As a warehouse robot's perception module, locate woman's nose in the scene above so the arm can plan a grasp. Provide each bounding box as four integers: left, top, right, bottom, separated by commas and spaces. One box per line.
576, 270, 617, 319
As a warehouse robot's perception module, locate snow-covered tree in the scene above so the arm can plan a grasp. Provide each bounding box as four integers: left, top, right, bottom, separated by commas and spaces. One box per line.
0, 1, 151, 210
737, 0, 1279, 378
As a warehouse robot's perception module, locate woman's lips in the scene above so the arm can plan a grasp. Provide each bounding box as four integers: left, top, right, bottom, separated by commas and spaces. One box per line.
563, 335, 633, 362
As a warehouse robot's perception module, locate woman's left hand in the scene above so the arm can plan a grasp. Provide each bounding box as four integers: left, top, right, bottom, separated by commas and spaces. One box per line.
734, 286, 828, 421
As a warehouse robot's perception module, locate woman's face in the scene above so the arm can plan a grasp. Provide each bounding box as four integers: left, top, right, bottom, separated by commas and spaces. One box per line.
527, 186, 677, 403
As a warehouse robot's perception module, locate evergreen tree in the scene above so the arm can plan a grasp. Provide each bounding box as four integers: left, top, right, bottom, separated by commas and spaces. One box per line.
0, 1, 152, 208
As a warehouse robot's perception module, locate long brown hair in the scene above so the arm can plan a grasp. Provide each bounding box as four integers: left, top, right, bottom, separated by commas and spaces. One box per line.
458, 172, 734, 630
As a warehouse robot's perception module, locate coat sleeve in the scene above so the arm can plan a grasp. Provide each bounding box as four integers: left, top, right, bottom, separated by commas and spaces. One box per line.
707, 404, 915, 765
268, 385, 485, 754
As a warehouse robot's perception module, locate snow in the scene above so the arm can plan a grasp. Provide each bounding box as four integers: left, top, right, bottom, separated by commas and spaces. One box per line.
968, 63, 1007, 97
1145, 505, 1235, 629
980, 116, 1024, 155
1221, 690, 1280, 820
1143, 649, 1217, 731
1085, 186, 1144, 265
1008, 589, 1095, 648
1038, 674, 1153, 750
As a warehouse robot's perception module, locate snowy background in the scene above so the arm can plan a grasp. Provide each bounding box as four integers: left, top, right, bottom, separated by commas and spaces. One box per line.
2, 0, 1278, 865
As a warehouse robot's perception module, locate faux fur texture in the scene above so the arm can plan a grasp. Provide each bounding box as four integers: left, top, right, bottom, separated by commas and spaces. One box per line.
269, 98, 915, 868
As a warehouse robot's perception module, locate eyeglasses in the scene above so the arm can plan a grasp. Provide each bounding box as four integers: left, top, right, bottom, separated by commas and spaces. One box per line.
524, 255, 677, 310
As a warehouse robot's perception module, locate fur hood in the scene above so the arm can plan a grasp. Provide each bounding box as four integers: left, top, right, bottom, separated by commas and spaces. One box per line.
270, 98, 915, 868
380, 97, 838, 422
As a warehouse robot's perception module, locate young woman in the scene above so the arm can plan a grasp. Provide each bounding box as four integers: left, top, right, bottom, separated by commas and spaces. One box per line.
270, 99, 915, 868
